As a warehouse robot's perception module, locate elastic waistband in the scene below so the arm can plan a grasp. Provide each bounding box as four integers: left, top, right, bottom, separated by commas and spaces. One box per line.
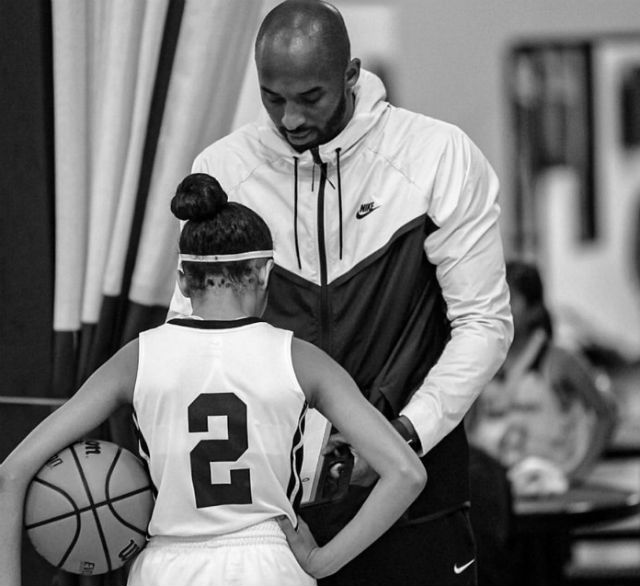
147, 518, 287, 550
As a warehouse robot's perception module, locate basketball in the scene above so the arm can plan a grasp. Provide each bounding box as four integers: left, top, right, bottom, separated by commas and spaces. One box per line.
24, 439, 154, 576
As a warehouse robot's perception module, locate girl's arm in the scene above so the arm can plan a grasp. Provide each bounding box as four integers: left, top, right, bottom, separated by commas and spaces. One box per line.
0, 339, 139, 586
281, 337, 427, 579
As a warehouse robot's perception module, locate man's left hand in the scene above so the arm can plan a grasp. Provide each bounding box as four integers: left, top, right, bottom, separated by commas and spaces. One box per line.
324, 433, 378, 487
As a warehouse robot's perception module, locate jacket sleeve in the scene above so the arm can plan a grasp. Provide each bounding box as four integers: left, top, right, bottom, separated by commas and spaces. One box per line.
400, 131, 513, 455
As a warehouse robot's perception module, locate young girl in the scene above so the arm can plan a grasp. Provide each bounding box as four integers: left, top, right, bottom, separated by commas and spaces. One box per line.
0, 173, 426, 586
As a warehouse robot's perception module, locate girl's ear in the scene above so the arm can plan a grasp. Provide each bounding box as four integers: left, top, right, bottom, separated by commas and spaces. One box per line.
258, 259, 275, 290
177, 269, 190, 297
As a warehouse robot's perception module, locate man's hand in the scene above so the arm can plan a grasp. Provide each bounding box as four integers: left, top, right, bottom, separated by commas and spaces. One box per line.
325, 433, 378, 487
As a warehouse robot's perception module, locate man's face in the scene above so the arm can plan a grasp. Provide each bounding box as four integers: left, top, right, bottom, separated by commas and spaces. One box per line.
257, 54, 354, 152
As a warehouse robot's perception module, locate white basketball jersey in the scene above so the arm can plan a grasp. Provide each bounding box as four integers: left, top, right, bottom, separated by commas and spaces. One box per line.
132, 317, 308, 537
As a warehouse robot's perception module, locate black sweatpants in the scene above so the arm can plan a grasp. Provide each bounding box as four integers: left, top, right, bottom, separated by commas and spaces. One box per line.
319, 507, 477, 586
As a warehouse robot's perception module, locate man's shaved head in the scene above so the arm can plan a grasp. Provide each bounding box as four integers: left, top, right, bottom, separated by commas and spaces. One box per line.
255, 0, 351, 73
254, 0, 360, 151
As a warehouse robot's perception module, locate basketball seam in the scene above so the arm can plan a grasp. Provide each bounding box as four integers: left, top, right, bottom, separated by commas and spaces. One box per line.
24, 485, 153, 529
70, 442, 113, 573
105, 447, 150, 537
25, 477, 82, 569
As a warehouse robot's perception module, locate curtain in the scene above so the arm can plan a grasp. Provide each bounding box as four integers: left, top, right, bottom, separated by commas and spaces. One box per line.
2, 0, 263, 584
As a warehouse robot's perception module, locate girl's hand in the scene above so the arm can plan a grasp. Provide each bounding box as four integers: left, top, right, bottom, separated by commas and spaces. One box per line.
276, 515, 324, 577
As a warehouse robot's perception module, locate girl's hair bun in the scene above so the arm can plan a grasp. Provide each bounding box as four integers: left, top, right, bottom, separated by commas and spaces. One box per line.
171, 173, 228, 221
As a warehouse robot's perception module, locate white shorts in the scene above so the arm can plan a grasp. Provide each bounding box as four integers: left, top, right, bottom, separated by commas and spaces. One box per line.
127, 519, 316, 586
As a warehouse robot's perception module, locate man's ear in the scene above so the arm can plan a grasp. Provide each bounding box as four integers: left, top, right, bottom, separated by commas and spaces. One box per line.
345, 58, 361, 91
177, 269, 190, 298
258, 259, 275, 290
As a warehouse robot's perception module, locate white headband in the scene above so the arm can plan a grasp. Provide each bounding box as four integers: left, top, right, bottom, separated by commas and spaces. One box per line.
179, 250, 273, 263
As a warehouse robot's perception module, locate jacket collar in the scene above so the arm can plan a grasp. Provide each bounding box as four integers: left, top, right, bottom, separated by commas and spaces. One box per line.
257, 69, 389, 166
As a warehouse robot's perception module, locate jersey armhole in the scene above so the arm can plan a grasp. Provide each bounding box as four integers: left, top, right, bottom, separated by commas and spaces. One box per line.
131, 331, 147, 409
285, 332, 310, 404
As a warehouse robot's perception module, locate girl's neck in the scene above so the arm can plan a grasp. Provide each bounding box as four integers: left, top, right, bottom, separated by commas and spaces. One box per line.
189, 288, 258, 321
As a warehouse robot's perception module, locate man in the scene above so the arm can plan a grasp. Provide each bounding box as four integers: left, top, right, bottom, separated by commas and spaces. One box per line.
170, 1, 513, 584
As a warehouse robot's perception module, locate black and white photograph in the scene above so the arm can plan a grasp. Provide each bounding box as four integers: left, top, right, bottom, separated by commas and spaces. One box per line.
1, 2, 640, 585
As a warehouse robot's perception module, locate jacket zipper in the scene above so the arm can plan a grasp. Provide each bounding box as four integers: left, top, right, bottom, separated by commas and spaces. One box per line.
316, 158, 331, 353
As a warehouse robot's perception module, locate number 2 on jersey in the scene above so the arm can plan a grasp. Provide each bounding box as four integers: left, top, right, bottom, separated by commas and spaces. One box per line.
188, 393, 252, 508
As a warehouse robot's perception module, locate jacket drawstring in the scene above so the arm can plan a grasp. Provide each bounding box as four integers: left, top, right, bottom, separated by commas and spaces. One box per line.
293, 156, 302, 269
293, 148, 343, 269
335, 148, 343, 260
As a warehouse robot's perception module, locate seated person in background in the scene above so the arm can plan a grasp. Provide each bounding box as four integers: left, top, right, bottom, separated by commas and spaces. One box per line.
467, 259, 618, 496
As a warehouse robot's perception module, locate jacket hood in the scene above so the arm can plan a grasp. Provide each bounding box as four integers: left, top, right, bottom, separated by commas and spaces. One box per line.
256, 69, 389, 166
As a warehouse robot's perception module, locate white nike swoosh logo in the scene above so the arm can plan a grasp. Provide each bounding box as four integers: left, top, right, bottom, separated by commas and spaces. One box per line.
453, 559, 475, 574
